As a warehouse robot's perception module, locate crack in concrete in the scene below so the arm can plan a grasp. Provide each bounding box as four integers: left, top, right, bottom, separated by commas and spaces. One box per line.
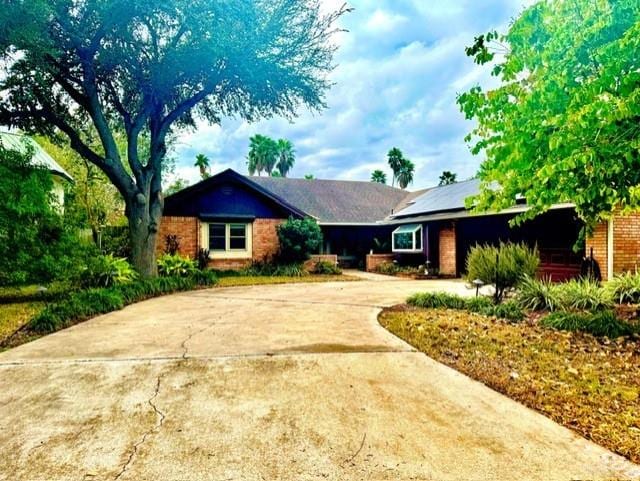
180, 324, 216, 360
114, 375, 165, 480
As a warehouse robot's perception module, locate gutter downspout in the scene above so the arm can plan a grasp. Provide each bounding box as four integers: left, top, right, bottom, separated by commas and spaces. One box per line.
607, 217, 614, 281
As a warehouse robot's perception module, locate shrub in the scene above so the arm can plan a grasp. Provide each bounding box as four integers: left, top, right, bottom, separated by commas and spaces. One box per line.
555, 278, 613, 312
466, 296, 497, 316
408, 292, 524, 321
541, 310, 636, 338
196, 248, 210, 270
606, 271, 640, 304
101, 226, 130, 258
492, 300, 525, 322
466, 242, 539, 303
164, 235, 180, 255
81, 254, 138, 288
517, 276, 561, 312
312, 260, 342, 275
240, 261, 307, 277
276, 217, 323, 263
375, 262, 400, 275
29, 273, 217, 333
408, 292, 467, 309
157, 254, 198, 277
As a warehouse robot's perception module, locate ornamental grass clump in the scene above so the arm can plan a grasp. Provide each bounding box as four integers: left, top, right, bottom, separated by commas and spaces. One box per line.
541, 310, 636, 338
517, 276, 561, 312
606, 271, 640, 304
555, 278, 613, 312
466, 242, 539, 303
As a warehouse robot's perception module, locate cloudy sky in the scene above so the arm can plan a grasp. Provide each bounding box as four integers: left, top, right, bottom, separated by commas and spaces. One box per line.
172, 0, 529, 190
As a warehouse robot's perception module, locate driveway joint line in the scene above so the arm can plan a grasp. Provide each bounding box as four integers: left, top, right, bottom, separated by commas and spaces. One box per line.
0, 349, 417, 367
180, 295, 390, 309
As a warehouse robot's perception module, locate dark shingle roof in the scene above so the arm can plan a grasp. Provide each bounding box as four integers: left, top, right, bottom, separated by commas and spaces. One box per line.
247, 176, 411, 223
391, 178, 481, 218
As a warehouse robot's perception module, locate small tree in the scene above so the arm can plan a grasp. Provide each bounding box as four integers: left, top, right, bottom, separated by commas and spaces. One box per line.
466, 242, 539, 303
276, 217, 323, 263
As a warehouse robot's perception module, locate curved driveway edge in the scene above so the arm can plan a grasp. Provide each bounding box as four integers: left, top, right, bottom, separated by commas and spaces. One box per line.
1, 279, 638, 480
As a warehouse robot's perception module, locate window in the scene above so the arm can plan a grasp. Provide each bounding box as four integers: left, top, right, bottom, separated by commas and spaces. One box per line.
209, 224, 226, 251
207, 223, 250, 255
229, 224, 247, 250
392, 224, 423, 252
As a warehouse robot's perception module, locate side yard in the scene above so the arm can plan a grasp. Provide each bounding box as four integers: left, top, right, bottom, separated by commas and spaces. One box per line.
380, 306, 640, 464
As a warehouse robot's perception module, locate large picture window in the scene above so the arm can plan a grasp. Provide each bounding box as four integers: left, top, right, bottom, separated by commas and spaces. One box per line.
207, 223, 250, 254
392, 224, 423, 253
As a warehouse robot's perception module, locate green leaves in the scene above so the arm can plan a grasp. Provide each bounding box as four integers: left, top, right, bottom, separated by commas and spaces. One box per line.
458, 0, 640, 227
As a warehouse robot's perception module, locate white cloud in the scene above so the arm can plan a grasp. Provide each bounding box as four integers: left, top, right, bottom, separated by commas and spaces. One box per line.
173, 0, 526, 189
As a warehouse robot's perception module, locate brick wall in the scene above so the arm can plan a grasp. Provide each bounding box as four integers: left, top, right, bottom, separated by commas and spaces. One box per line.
366, 254, 395, 272
156, 216, 199, 257
586, 213, 640, 280
252, 218, 284, 262
586, 221, 609, 280
439, 225, 457, 277
157, 216, 283, 270
612, 213, 640, 274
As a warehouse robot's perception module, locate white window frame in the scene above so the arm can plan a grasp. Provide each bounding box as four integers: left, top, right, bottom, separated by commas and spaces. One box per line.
201, 222, 253, 259
392, 224, 423, 253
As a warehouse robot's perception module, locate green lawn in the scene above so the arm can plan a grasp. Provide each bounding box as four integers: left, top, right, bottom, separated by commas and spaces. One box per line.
380, 306, 640, 464
0, 301, 45, 343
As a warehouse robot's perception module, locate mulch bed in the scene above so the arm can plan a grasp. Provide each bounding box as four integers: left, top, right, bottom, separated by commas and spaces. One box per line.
379, 306, 640, 464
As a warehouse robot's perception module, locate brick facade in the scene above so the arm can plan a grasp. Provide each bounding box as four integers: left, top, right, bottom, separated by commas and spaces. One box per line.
156, 216, 200, 258
586, 213, 640, 280
157, 216, 283, 270
439, 224, 457, 277
365, 253, 395, 272
585, 222, 609, 279
252, 219, 284, 262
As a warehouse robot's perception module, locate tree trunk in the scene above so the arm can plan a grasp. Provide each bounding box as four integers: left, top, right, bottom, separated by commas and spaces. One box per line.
126, 190, 163, 278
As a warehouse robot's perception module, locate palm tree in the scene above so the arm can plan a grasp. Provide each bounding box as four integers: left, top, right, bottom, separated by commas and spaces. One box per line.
275, 139, 295, 177
397, 159, 415, 189
387, 147, 404, 187
438, 170, 457, 186
371, 170, 387, 184
194, 153, 210, 180
247, 134, 278, 176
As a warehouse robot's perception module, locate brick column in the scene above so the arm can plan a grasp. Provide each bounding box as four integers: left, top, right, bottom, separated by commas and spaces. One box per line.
585, 221, 609, 280
439, 224, 457, 277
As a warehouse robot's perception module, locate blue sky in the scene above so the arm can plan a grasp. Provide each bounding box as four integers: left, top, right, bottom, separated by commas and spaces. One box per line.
172, 0, 529, 190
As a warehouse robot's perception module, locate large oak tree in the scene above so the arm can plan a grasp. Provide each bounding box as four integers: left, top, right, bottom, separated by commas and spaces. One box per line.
458, 0, 640, 229
0, 0, 348, 276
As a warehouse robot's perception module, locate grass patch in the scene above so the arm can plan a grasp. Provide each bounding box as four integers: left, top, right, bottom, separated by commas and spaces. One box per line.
407, 292, 525, 322
0, 301, 45, 342
380, 307, 640, 463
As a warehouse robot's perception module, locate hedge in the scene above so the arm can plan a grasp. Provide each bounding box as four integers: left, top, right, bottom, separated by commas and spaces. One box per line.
28, 272, 217, 334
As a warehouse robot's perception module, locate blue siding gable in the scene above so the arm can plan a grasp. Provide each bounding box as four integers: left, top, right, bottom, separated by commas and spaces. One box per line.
163, 170, 304, 220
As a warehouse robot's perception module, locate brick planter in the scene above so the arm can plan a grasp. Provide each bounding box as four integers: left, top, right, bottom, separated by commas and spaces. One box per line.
366, 253, 395, 272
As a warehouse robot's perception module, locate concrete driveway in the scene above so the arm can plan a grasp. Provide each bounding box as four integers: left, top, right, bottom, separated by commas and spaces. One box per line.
0, 278, 638, 481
